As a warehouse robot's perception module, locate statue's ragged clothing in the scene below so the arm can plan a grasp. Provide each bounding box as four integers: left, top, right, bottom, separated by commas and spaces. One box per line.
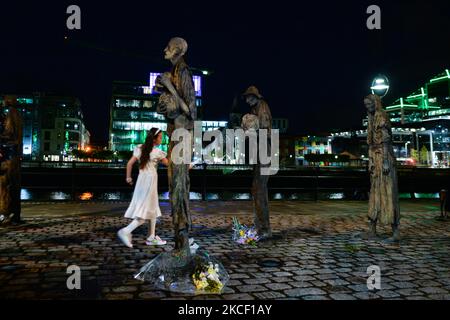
0, 107, 22, 223
167, 57, 196, 250
367, 109, 400, 226
250, 100, 272, 133
171, 58, 196, 130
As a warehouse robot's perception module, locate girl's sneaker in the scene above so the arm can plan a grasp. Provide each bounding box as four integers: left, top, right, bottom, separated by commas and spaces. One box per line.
118, 229, 133, 248
146, 235, 167, 246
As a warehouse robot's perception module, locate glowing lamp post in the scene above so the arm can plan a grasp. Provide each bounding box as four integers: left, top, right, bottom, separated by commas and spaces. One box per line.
370, 75, 390, 98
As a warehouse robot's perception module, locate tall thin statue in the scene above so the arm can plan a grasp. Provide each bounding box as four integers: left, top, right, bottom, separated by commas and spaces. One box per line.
242, 86, 273, 239
363, 94, 400, 243
156, 37, 196, 252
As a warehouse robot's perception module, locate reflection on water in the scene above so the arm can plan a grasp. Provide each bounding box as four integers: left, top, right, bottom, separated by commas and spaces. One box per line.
100, 192, 121, 200
232, 193, 251, 200
160, 192, 169, 200
207, 193, 220, 200
414, 193, 439, 199
21, 189, 32, 200
50, 191, 71, 200
20, 189, 441, 202
190, 192, 202, 200
79, 192, 94, 201
329, 193, 345, 200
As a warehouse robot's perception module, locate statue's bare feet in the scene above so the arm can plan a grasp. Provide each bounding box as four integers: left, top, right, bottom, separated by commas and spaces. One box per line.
381, 233, 400, 245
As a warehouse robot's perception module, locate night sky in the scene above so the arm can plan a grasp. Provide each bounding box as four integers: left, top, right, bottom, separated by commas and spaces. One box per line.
1, 0, 449, 144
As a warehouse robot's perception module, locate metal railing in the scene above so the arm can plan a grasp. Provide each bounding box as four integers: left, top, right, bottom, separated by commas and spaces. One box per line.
19, 161, 449, 202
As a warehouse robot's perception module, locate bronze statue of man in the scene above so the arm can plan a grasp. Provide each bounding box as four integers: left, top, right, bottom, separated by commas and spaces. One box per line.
156, 37, 196, 252
242, 86, 273, 239
0, 105, 23, 225
363, 94, 400, 242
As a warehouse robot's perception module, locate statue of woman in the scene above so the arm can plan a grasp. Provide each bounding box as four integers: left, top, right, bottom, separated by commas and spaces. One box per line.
364, 94, 400, 243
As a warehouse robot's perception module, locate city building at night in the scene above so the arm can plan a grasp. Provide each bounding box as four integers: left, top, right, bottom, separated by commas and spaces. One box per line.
331, 69, 450, 167
0, 93, 90, 161
109, 72, 231, 153
383, 69, 450, 125
294, 135, 332, 166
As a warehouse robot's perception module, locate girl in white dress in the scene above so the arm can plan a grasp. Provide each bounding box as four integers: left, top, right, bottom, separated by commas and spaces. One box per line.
118, 128, 169, 248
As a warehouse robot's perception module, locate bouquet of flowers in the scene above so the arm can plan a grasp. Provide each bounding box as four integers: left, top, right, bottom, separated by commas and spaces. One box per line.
232, 217, 259, 246
191, 262, 224, 293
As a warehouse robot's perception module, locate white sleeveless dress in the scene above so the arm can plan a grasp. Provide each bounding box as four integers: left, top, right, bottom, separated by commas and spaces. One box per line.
124, 145, 166, 220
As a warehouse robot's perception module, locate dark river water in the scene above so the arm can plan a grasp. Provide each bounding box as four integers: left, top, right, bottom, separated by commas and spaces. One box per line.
20, 189, 439, 202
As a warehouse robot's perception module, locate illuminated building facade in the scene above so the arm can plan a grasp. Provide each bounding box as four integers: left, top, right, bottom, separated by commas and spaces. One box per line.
109, 72, 231, 153
0, 93, 90, 161
330, 69, 450, 167
379, 69, 450, 125
295, 136, 332, 166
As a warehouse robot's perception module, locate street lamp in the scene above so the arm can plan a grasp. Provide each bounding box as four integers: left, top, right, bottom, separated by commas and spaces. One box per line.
370, 74, 390, 97
405, 141, 410, 158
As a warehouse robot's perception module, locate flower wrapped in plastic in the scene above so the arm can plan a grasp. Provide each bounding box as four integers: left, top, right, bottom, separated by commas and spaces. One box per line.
232, 217, 259, 246
134, 246, 229, 295
192, 262, 224, 293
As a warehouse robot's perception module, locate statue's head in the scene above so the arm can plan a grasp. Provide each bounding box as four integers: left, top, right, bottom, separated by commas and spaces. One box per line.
242, 86, 262, 107
164, 37, 188, 62
364, 94, 381, 114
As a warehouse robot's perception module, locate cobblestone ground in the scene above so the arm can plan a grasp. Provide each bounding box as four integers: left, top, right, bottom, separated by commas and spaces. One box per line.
0, 200, 449, 300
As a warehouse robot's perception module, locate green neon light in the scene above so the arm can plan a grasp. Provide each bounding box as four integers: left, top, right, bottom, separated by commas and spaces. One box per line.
430, 70, 450, 82
407, 87, 426, 99
386, 104, 418, 110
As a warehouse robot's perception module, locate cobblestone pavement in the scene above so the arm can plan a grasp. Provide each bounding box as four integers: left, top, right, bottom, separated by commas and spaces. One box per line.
0, 200, 449, 300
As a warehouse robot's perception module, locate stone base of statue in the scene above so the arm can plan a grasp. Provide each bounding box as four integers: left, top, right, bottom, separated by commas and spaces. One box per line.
134, 245, 229, 295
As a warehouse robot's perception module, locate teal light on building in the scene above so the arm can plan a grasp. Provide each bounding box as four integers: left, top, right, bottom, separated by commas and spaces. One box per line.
1, 93, 90, 161
384, 69, 450, 125
109, 72, 228, 153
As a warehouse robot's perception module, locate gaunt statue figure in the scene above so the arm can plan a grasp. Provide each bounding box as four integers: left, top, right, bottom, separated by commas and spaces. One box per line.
242, 86, 273, 240
135, 39, 229, 294
0, 104, 23, 225
155, 37, 196, 253
363, 94, 400, 243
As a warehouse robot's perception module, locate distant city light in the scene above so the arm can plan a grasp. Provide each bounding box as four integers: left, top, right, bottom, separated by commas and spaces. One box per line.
147, 72, 202, 96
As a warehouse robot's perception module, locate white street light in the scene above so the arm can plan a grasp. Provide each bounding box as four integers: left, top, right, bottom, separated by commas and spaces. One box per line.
370, 74, 390, 97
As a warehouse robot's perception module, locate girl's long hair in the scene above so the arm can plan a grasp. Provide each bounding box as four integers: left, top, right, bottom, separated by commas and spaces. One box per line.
139, 128, 161, 169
